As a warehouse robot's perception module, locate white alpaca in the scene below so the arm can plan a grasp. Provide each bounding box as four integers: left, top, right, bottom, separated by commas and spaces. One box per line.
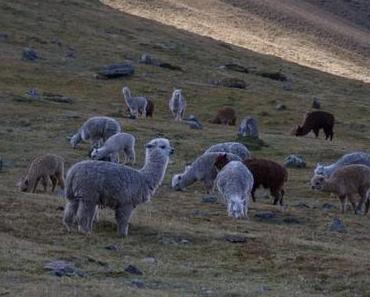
169, 89, 186, 121
122, 86, 148, 118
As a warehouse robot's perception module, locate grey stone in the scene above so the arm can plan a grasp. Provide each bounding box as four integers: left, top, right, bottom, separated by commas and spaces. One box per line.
259, 71, 287, 81
283, 217, 301, 224
201, 196, 217, 203
22, 48, 39, 61
213, 78, 247, 89
96, 63, 134, 79
219, 63, 249, 73
294, 202, 310, 209
42, 92, 73, 103
65, 48, 77, 59
224, 234, 247, 243
0, 32, 9, 41
276, 103, 287, 111
284, 155, 306, 168
44, 260, 85, 277
328, 218, 347, 233
183, 115, 203, 129
141, 257, 156, 264
125, 265, 143, 275
238, 116, 259, 138
131, 279, 145, 288
139, 53, 153, 64
312, 97, 321, 109
104, 244, 118, 251
322, 203, 337, 210
25, 88, 40, 99
255, 212, 276, 220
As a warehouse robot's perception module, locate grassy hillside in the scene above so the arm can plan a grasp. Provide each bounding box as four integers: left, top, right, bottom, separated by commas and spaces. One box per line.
1, 0, 370, 296
103, 0, 370, 82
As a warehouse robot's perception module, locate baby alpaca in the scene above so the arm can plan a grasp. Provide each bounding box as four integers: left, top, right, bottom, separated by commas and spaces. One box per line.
171, 152, 241, 193
205, 142, 250, 160
91, 132, 136, 164
210, 106, 236, 126
70, 116, 121, 149
122, 86, 148, 119
216, 161, 254, 219
63, 138, 174, 237
311, 164, 370, 214
17, 154, 65, 193
169, 89, 186, 121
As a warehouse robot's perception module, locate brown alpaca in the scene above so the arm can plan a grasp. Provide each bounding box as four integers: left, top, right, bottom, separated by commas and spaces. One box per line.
210, 107, 236, 126
293, 111, 335, 140
214, 154, 288, 205
17, 154, 65, 193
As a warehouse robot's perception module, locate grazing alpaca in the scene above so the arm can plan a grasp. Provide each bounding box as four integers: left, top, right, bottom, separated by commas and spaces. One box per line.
293, 111, 335, 140
204, 142, 250, 160
169, 89, 186, 121
210, 106, 236, 126
17, 154, 65, 193
122, 86, 148, 119
215, 154, 288, 205
311, 164, 370, 214
63, 138, 174, 237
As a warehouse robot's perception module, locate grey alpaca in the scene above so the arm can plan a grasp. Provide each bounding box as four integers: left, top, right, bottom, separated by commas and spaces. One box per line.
63, 138, 174, 237
70, 116, 121, 149
171, 152, 241, 193
122, 86, 148, 118
91, 132, 136, 164
314, 152, 370, 177
216, 161, 254, 219
238, 116, 259, 139
204, 142, 250, 160
169, 89, 186, 121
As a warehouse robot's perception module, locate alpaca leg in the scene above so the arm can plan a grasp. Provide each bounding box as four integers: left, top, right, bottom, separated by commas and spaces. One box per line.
32, 176, 41, 193
347, 194, 358, 215
280, 189, 285, 206
365, 199, 370, 216
115, 205, 134, 237
356, 189, 368, 214
63, 200, 79, 232
93, 206, 100, 222
76, 201, 97, 235
50, 175, 57, 192
41, 175, 49, 192
56, 173, 65, 191
251, 188, 256, 203
272, 190, 281, 206
313, 128, 319, 138
339, 195, 346, 214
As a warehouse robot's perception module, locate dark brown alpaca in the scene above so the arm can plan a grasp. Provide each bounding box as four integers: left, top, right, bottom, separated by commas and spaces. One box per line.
214, 154, 288, 205
210, 106, 236, 126
294, 111, 335, 140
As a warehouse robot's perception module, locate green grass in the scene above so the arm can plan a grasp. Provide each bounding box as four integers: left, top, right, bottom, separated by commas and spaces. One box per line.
1, 0, 370, 296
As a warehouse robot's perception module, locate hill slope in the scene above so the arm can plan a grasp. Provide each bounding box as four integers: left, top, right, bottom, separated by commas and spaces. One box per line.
1, 0, 370, 296
103, 0, 370, 82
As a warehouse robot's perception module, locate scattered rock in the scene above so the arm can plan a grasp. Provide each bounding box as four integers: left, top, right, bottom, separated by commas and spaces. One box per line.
275, 103, 287, 111
159, 236, 191, 246
213, 78, 247, 89
328, 218, 347, 233
141, 257, 156, 264
158, 62, 183, 71
224, 234, 247, 243
219, 63, 249, 73
201, 196, 217, 204
0, 32, 9, 41
65, 48, 77, 59
259, 71, 287, 81
138, 53, 182, 71
238, 116, 259, 138
322, 203, 337, 210
139, 53, 153, 64
50, 37, 62, 47
312, 97, 321, 109
282, 81, 293, 91
294, 202, 310, 209
125, 265, 143, 275
255, 212, 276, 220
183, 115, 203, 129
284, 155, 306, 168
87, 256, 108, 267
25, 88, 40, 99
104, 244, 118, 251
96, 63, 134, 79
22, 48, 39, 61
44, 260, 85, 277
283, 217, 301, 224
131, 279, 145, 288
42, 92, 73, 103
63, 111, 80, 119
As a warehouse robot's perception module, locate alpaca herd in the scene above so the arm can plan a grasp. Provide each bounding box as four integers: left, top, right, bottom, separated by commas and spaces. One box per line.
17, 85, 370, 237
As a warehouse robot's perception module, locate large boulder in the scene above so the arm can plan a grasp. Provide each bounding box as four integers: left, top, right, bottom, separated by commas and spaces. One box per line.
238, 116, 259, 138
96, 63, 134, 79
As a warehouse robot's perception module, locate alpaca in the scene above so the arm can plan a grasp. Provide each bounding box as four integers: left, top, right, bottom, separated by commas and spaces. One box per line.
293, 111, 335, 140
63, 138, 174, 237
169, 89, 186, 121
204, 142, 250, 160
210, 106, 236, 126
122, 86, 148, 119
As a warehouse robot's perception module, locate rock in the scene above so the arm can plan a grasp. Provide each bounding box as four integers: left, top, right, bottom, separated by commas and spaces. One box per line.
22, 48, 39, 61
50, 37, 62, 47
259, 71, 287, 81
125, 265, 143, 275
294, 202, 310, 209
183, 115, 203, 129
284, 155, 306, 168
104, 244, 118, 251
44, 260, 85, 277
25, 88, 40, 99
213, 78, 247, 89
201, 196, 217, 203
63, 111, 80, 119
42, 92, 73, 103
158, 62, 183, 71
96, 63, 134, 79
283, 217, 301, 224
139, 53, 182, 70
312, 97, 321, 109
328, 218, 347, 233
141, 257, 156, 264
131, 279, 145, 288
224, 234, 247, 243
65, 48, 77, 59
322, 203, 337, 210
219, 63, 249, 73
282, 81, 293, 91
276, 103, 287, 111
0, 32, 9, 41
139, 53, 153, 64
255, 212, 276, 220
159, 236, 191, 246
238, 116, 259, 138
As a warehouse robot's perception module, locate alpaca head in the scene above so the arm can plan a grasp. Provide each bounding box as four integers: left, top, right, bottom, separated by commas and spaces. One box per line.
145, 138, 174, 159
122, 86, 131, 99
90, 148, 102, 160
310, 175, 326, 191
70, 133, 81, 148
17, 177, 30, 192
314, 163, 326, 176
171, 174, 183, 191
294, 125, 304, 136
227, 195, 246, 219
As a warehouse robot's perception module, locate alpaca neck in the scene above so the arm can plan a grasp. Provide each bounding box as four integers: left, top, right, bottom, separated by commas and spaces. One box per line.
179, 167, 196, 188
322, 180, 337, 193
300, 125, 311, 135
140, 151, 169, 191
